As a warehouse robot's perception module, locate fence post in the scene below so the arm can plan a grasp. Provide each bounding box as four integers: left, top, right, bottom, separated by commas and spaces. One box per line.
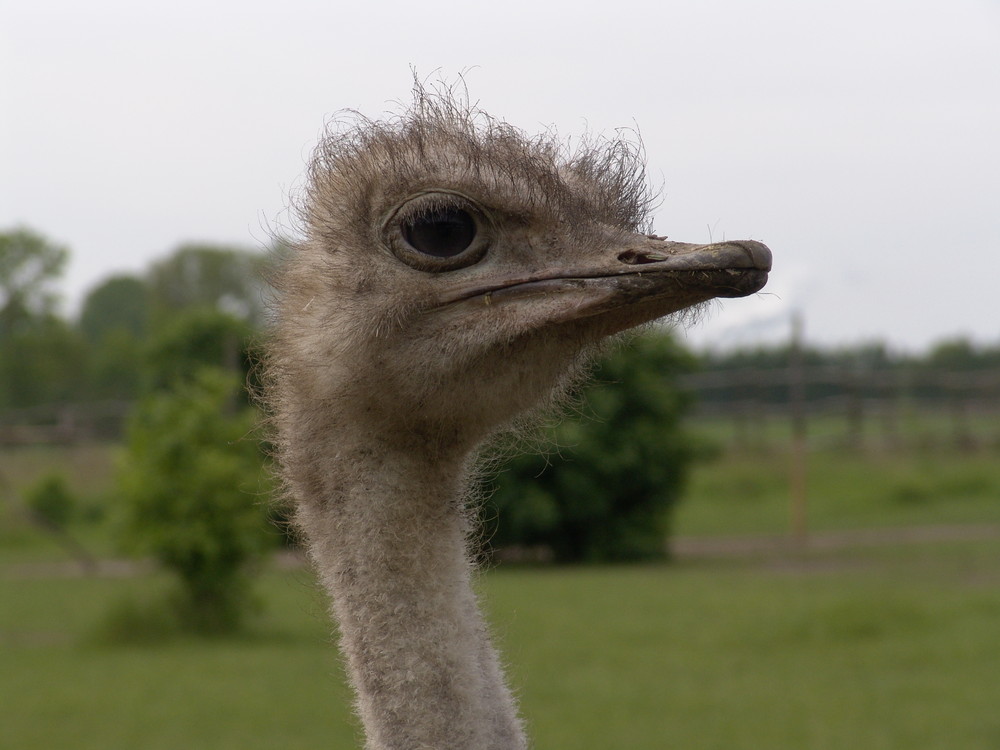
789, 312, 808, 545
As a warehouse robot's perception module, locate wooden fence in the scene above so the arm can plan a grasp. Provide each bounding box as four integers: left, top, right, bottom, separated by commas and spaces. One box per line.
2, 367, 1000, 450
0, 401, 132, 445
681, 367, 1000, 452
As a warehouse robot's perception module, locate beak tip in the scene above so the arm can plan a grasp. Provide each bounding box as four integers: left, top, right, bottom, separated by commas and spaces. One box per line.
736, 240, 773, 272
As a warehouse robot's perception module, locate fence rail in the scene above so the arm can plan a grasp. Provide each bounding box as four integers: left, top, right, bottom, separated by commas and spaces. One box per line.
2, 367, 1000, 449
0, 401, 131, 445
682, 366, 1000, 452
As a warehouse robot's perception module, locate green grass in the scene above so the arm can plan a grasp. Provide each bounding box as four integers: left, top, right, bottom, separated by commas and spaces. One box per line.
3, 433, 1000, 747
5, 431, 1000, 562
2, 542, 999, 749
690, 410, 1000, 453
677, 421, 1000, 537
1, 569, 360, 749
676, 449, 1000, 537
492, 544, 1000, 749
0, 443, 120, 563
0, 443, 118, 497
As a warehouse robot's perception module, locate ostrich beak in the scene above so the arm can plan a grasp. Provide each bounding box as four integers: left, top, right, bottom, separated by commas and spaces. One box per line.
591, 236, 771, 300
443, 236, 772, 336
615, 237, 772, 297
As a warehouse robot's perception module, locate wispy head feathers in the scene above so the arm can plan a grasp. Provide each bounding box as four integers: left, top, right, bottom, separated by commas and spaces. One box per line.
298, 79, 655, 242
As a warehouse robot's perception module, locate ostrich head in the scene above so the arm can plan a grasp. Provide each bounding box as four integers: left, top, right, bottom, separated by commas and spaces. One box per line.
266, 86, 772, 750
273, 91, 770, 458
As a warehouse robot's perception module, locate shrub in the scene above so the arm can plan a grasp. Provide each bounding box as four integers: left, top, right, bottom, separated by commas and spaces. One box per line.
117, 368, 272, 632
25, 473, 76, 529
488, 333, 697, 562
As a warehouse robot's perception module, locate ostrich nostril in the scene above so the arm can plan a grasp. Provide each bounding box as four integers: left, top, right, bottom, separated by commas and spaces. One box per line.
618, 248, 669, 265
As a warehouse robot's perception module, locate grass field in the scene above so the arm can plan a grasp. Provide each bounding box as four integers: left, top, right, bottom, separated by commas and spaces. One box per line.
2, 433, 999, 748
2, 542, 999, 749
676, 448, 1000, 537
4, 432, 1000, 548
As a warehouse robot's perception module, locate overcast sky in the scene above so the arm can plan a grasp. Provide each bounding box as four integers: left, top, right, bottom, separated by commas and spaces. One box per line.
2, 0, 998, 352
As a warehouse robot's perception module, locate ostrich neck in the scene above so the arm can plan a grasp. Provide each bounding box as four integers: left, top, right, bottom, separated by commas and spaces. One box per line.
296, 439, 526, 750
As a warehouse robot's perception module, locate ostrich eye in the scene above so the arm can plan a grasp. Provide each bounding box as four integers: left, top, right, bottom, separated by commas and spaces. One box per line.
403, 208, 477, 257
387, 193, 491, 272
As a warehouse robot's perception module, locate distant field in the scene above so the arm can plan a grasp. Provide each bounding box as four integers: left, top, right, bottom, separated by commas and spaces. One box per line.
688, 409, 1000, 453
0, 443, 119, 564
2, 428, 1000, 748
0, 442, 118, 498
2, 541, 999, 749
4, 421, 1000, 557
676, 445, 1000, 538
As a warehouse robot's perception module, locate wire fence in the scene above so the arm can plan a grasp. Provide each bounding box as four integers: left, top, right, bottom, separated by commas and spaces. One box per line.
0, 401, 131, 445
2, 366, 1000, 451
682, 366, 1000, 453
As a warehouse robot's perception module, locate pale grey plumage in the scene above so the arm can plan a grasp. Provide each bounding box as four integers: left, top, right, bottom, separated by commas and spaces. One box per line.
264, 84, 771, 750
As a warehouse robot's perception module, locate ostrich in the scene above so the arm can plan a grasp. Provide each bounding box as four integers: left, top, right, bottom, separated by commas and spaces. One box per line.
265, 88, 770, 750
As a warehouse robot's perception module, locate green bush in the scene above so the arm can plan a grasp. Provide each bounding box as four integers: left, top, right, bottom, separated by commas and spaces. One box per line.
488, 333, 697, 562
141, 307, 254, 394
117, 368, 272, 633
26, 473, 76, 529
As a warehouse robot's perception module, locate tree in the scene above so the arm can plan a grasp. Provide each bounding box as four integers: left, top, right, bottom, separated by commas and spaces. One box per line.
924, 337, 995, 371
75, 275, 150, 402
0, 228, 86, 408
141, 307, 254, 393
117, 369, 272, 632
487, 332, 698, 562
0, 226, 68, 338
147, 244, 271, 327
78, 275, 149, 343
87, 327, 144, 402
0, 315, 88, 409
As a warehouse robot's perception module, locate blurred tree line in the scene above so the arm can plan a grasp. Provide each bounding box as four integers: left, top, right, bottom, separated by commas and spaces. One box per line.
0, 225, 703, 571
6, 224, 997, 416
691, 338, 1000, 411
2, 226, 276, 632
5, 225, 1000, 579
0, 226, 270, 410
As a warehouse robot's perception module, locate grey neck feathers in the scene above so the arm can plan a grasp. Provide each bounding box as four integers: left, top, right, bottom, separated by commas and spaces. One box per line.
294, 444, 527, 750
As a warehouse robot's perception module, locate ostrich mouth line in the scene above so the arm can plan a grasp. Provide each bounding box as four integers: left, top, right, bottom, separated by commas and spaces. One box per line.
441, 266, 770, 308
